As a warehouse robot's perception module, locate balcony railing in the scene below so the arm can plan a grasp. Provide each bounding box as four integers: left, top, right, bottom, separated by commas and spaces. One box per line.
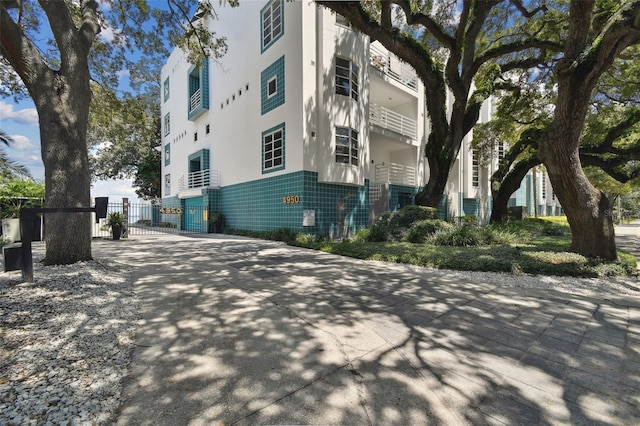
370, 43, 418, 91
375, 163, 416, 186
190, 88, 201, 112
178, 169, 219, 192
370, 103, 417, 140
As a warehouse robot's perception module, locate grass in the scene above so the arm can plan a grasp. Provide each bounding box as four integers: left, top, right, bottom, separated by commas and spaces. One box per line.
289, 214, 636, 278
222, 210, 637, 278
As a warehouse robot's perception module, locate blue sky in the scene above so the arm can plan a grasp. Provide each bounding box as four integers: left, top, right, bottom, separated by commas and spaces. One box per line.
0, 97, 143, 204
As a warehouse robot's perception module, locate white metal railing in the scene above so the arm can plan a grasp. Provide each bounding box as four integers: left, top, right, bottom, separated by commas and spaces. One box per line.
178, 169, 219, 192
369, 182, 383, 205
370, 43, 418, 90
375, 163, 416, 186
190, 88, 201, 112
370, 103, 417, 140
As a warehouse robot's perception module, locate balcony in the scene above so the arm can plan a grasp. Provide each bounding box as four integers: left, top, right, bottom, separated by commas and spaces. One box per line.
370, 43, 418, 91
370, 103, 417, 140
375, 163, 416, 186
178, 169, 219, 192
189, 88, 201, 113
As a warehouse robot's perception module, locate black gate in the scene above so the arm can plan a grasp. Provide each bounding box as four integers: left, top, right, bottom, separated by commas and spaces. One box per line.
92, 203, 209, 238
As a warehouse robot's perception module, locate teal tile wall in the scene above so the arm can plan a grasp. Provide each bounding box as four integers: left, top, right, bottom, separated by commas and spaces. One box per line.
389, 184, 418, 211
462, 198, 480, 217
219, 171, 368, 237
261, 56, 285, 115
188, 149, 210, 172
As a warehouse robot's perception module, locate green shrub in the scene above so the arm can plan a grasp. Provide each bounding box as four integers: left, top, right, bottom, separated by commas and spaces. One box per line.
388, 205, 439, 228
366, 224, 389, 242
373, 212, 392, 226
431, 225, 484, 246
407, 219, 452, 243
295, 233, 317, 244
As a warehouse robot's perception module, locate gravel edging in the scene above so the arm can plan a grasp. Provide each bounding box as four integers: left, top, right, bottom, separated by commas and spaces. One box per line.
0, 245, 140, 425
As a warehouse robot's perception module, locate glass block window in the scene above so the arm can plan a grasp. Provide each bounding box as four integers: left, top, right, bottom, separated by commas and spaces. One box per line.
498, 142, 504, 163
261, 55, 285, 115
164, 143, 170, 166
541, 175, 547, 198
262, 123, 285, 174
472, 148, 479, 187
163, 112, 170, 136
261, 0, 283, 52
335, 127, 358, 166
163, 77, 170, 102
164, 174, 171, 196
335, 57, 359, 101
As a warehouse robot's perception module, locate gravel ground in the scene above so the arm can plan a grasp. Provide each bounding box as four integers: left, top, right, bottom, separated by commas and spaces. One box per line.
0, 244, 140, 426
1, 241, 639, 425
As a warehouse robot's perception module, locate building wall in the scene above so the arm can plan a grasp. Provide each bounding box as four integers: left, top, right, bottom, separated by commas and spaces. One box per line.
159, 1, 559, 237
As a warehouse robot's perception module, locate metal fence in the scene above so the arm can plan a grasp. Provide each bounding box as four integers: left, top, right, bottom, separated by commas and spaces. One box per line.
92, 202, 210, 238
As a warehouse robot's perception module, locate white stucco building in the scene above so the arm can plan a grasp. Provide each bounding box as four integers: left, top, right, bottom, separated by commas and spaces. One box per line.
160, 1, 556, 235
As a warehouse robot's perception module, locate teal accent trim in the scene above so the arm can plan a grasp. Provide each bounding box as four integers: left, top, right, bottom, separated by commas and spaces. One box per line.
163, 76, 170, 102
438, 195, 448, 220
164, 143, 170, 166
187, 60, 210, 121
260, 0, 284, 53
261, 55, 285, 115
262, 122, 285, 174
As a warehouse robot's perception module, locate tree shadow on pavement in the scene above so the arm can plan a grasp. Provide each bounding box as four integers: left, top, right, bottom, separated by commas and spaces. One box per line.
96, 235, 640, 425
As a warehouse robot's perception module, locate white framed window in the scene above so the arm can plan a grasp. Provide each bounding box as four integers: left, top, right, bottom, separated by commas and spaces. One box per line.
261, 0, 283, 52
164, 144, 170, 166
163, 113, 170, 136
335, 57, 359, 101
263, 123, 285, 173
267, 76, 277, 98
164, 174, 171, 196
335, 126, 358, 166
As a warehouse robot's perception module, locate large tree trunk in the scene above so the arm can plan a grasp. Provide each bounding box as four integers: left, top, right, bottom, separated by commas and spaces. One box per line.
31, 52, 93, 266
490, 157, 540, 223
540, 126, 616, 259
38, 105, 92, 265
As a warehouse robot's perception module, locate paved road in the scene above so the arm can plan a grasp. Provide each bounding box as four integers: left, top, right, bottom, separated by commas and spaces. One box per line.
92, 229, 640, 425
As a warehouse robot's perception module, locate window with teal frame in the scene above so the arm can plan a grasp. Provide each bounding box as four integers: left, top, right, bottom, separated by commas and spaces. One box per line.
262, 123, 285, 174
187, 61, 209, 120
164, 143, 170, 166
261, 0, 284, 53
261, 55, 285, 115
163, 77, 170, 102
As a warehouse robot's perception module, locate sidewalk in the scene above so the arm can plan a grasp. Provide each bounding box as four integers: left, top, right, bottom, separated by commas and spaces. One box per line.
92, 232, 640, 425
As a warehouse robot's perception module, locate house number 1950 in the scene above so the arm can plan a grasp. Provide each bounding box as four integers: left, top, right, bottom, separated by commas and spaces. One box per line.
282, 195, 300, 204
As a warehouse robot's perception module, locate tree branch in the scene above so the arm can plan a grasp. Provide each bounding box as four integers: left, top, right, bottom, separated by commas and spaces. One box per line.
0, 4, 50, 93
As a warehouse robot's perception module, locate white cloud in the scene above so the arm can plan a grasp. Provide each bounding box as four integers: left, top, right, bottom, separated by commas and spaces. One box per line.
8, 134, 36, 151
0, 102, 39, 126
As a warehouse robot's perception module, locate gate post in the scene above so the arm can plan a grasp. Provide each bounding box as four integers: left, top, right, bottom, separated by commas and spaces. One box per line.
122, 197, 129, 238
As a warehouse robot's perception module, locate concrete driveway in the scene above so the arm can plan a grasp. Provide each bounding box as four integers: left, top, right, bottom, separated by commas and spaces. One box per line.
92, 231, 640, 425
